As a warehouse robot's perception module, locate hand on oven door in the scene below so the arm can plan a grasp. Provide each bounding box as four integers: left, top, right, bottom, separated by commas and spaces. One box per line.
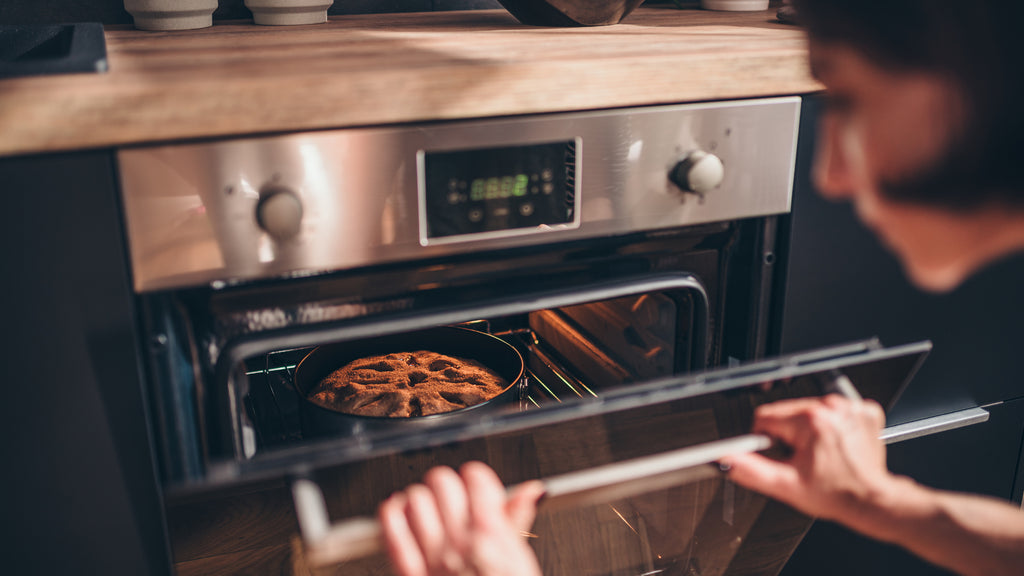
719, 393, 895, 526
379, 462, 545, 576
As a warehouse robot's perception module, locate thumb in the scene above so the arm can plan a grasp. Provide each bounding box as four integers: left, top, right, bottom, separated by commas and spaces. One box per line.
505, 480, 545, 533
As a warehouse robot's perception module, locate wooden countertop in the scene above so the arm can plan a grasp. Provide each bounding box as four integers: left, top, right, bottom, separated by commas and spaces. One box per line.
0, 6, 822, 158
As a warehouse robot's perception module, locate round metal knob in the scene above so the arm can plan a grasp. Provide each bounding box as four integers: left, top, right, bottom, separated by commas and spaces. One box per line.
256, 186, 304, 242
669, 151, 725, 196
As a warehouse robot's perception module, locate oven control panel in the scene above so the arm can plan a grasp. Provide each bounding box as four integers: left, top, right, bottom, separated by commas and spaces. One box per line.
117, 96, 800, 292
420, 140, 579, 244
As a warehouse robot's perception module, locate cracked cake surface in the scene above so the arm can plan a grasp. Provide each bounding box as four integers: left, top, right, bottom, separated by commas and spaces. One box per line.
308, 350, 509, 417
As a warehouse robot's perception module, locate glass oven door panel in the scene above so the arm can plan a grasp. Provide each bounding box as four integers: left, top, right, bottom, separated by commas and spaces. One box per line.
281, 340, 930, 575
219, 338, 929, 490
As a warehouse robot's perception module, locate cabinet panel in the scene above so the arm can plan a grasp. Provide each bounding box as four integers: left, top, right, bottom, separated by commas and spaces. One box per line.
1, 152, 168, 576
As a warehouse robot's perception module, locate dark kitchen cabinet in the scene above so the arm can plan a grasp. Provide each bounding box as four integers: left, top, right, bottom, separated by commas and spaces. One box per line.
0, 152, 169, 576
775, 95, 1024, 576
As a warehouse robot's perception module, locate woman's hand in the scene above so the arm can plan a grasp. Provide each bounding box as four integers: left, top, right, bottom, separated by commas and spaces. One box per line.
379, 461, 545, 576
721, 394, 896, 524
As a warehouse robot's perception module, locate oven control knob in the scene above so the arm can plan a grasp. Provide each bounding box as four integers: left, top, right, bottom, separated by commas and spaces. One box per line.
256, 186, 304, 241
669, 151, 725, 197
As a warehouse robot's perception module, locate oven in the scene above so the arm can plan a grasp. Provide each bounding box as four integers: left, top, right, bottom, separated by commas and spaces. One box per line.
112, 96, 934, 575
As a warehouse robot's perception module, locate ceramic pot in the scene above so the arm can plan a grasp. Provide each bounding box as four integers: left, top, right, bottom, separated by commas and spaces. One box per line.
123, 0, 218, 31
244, 0, 334, 26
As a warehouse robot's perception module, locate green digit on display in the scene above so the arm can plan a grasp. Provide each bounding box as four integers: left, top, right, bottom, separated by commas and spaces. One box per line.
470, 179, 485, 201
486, 177, 500, 200
513, 174, 529, 197
500, 176, 515, 198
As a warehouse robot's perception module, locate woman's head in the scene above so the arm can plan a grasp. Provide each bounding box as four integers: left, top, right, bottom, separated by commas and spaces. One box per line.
794, 0, 1024, 209
791, 0, 1024, 290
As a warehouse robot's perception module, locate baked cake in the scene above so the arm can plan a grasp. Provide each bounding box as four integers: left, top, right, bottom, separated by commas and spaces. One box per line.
308, 350, 508, 417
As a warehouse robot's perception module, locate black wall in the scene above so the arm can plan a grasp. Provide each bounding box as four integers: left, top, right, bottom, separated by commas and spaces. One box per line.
0, 0, 504, 25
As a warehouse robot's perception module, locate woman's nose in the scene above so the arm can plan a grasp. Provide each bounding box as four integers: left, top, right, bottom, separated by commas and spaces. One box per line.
812, 114, 856, 200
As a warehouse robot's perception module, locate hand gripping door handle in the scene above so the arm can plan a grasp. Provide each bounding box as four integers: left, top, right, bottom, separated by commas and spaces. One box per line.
290, 434, 772, 567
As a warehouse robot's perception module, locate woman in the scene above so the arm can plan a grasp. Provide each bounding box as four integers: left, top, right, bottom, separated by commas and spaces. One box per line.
378, 1, 1024, 574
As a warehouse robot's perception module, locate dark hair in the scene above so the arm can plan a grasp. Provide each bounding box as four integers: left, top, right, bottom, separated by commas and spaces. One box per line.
792, 0, 1024, 209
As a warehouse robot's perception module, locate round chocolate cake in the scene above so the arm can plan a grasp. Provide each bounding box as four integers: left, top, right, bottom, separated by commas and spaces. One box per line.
307, 350, 508, 417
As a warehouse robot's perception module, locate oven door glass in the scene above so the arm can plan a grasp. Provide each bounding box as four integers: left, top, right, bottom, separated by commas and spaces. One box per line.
277, 338, 929, 575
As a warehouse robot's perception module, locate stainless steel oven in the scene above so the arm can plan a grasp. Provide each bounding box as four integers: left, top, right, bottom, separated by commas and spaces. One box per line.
112, 96, 941, 575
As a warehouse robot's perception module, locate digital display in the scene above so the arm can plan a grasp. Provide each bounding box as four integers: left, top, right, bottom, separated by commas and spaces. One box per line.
470, 174, 530, 201
422, 140, 577, 241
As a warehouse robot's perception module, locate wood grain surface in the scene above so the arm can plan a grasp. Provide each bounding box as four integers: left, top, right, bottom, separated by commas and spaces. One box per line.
0, 7, 821, 157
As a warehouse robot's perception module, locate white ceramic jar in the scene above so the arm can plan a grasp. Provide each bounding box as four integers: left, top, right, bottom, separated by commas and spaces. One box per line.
244, 0, 335, 26
123, 0, 219, 31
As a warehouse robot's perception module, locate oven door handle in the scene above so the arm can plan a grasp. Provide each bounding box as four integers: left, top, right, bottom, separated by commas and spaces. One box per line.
290, 433, 773, 567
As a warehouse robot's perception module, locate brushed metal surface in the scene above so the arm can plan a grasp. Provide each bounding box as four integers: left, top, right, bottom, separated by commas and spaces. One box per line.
881, 407, 991, 444
118, 96, 800, 292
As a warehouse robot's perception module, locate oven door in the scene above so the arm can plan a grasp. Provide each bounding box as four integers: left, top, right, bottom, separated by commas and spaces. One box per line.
244, 335, 930, 576
285, 338, 930, 575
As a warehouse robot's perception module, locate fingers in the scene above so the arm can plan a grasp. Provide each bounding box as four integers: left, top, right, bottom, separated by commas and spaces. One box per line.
461, 461, 509, 532
423, 466, 474, 574
505, 480, 544, 533
751, 395, 885, 446
424, 466, 471, 549
748, 397, 826, 452
379, 493, 429, 576
821, 394, 886, 428
405, 483, 452, 573
381, 463, 538, 576
723, 394, 892, 523
381, 471, 471, 576
721, 451, 800, 504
